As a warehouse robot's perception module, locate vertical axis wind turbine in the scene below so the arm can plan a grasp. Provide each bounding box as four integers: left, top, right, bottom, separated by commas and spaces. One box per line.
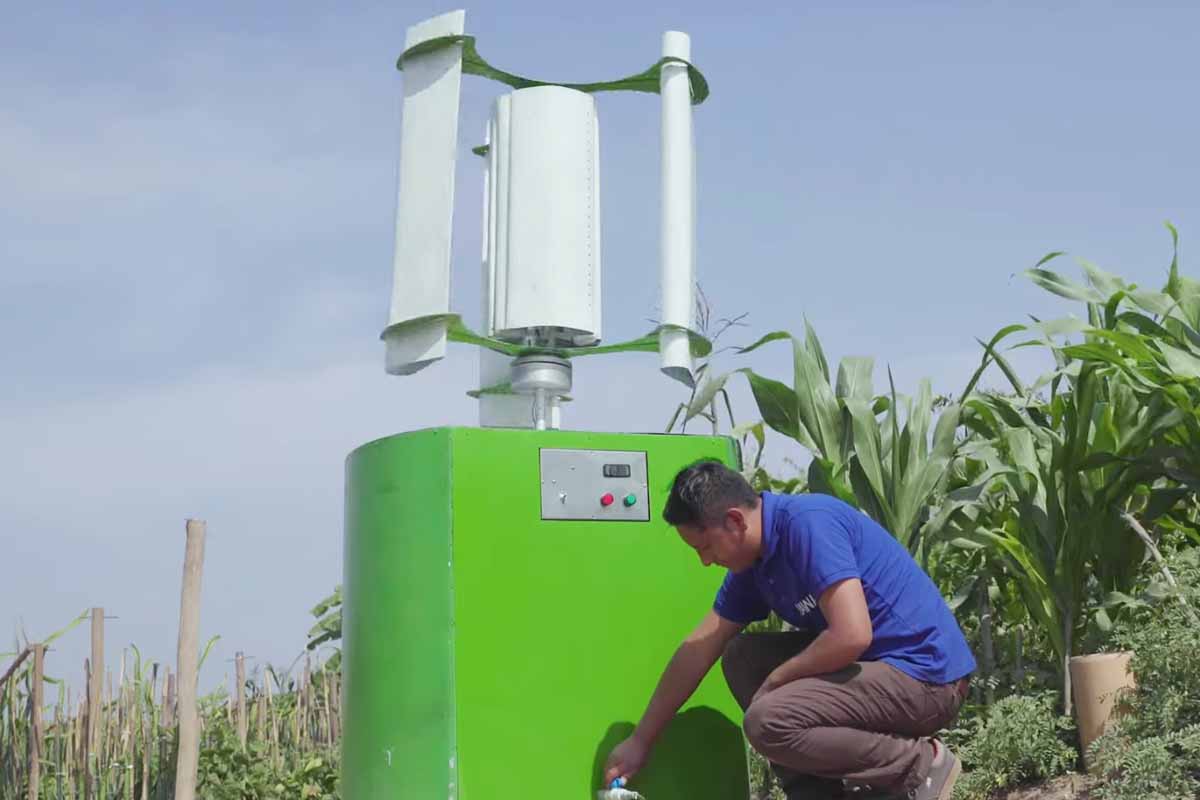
380, 10, 708, 430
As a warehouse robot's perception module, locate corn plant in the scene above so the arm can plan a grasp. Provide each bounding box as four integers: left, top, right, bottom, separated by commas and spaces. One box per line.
929, 229, 1193, 714
686, 319, 961, 553
1027, 225, 1200, 515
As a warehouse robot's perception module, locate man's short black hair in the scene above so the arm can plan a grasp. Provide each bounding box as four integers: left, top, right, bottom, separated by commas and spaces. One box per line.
663, 459, 759, 527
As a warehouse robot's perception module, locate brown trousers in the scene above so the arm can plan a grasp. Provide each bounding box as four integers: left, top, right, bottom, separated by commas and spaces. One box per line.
721, 631, 968, 798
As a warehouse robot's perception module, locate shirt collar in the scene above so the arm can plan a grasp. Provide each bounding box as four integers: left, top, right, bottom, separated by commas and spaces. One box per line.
757, 491, 781, 566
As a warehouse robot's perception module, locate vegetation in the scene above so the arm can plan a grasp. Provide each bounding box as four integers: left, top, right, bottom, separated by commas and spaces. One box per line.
1086, 543, 1200, 800
723, 223, 1200, 799
945, 692, 1078, 799
4, 225, 1200, 799
1, 612, 340, 800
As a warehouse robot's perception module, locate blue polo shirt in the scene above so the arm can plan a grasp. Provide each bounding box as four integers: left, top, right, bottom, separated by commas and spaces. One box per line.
714, 492, 976, 685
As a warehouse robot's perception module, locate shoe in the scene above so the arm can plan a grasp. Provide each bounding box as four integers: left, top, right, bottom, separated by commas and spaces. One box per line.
906, 739, 960, 800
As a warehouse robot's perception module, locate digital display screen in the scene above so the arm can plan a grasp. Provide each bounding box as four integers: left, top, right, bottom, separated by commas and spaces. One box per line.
603, 463, 631, 478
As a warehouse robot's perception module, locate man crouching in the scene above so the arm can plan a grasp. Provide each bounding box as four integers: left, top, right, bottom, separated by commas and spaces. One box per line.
603, 460, 975, 800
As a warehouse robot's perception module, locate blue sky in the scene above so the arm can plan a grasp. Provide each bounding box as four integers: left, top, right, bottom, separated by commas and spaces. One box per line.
3, 1, 1198, 693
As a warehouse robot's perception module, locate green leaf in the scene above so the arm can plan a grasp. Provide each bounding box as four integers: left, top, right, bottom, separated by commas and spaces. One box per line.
804, 318, 833, 384
1078, 259, 1126, 300
41, 610, 89, 647
198, 635, 221, 671
309, 587, 342, 618
1161, 343, 1200, 379
735, 330, 792, 355
844, 398, 893, 522
791, 332, 843, 461
835, 357, 875, 403
738, 369, 814, 451
1024, 267, 1107, 304
1086, 328, 1160, 363
808, 458, 858, 507
961, 324, 1027, 399
1128, 289, 1178, 317
1164, 220, 1182, 300
949, 576, 980, 612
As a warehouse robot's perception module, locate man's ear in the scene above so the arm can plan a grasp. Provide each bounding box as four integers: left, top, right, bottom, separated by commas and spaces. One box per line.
725, 507, 748, 534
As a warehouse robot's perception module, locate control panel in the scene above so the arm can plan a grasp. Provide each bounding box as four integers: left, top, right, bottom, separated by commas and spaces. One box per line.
539, 448, 650, 521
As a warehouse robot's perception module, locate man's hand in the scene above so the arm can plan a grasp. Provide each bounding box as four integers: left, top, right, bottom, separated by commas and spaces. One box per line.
602, 611, 744, 784
603, 734, 650, 785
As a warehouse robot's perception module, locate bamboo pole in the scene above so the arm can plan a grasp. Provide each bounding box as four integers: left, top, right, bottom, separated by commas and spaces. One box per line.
172, 519, 206, 800
28, 644, 45, 800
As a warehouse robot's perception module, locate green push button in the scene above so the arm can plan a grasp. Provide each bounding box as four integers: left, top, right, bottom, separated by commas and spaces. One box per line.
623, 493, 637, 507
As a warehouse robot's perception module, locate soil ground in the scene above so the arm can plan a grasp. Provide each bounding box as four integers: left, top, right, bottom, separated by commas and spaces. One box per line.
994, 774, 1090, 800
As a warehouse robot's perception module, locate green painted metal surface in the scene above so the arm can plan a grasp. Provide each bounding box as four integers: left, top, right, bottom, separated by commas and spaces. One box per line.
342, 428, 457, 799
342, 427, 751, 800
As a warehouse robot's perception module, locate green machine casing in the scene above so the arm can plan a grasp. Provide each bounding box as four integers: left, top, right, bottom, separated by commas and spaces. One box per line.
341, 426, 752, 799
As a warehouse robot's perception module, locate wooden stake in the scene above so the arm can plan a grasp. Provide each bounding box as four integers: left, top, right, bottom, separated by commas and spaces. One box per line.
322, 671, 333, 746
88, 609, 103, 758
162, 669, 175, 731
28, 643, 45, 800
173, 519, 206, 800
83, 608, 103, 800
140, 701, 150, 800
235, 653, 247, 750
265, 670, 279, 768
254, 680, 265, 745
301, 657, 311, 750
55, 688, 64, 800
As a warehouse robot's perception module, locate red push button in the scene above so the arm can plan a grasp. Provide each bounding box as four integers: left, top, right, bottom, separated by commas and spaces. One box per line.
600, 493, 615, 507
